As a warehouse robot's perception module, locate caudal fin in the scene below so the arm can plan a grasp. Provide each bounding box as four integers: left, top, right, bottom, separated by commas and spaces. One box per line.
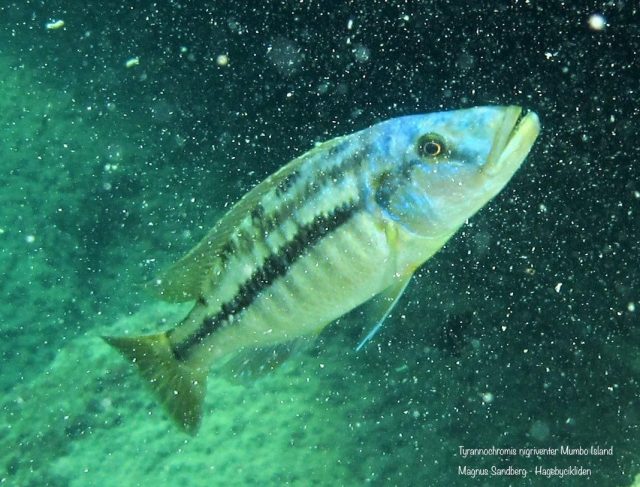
103, 333, 207, 435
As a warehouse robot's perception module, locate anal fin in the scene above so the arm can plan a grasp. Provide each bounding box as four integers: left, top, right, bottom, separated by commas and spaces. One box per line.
217, 338, 316, 383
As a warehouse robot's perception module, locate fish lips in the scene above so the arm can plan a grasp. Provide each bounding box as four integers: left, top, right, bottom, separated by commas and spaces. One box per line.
484, 106, 541, 177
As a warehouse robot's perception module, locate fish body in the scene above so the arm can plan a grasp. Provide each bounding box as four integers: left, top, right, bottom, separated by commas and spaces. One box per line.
104, 106, 540, 433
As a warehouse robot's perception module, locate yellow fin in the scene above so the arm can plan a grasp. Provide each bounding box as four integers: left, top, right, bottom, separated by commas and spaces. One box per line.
148, 136, 348, 302
103, 333, 207, 435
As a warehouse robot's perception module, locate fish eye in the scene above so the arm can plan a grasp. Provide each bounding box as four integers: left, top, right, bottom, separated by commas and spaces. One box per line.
417, 133, 446, 159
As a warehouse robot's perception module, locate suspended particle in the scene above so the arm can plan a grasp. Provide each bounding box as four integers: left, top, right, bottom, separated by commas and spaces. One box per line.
588, 13, 606, 31
352, 44, 370, 63
480, 392, 494, 404
46, 19, 65, 30
216, 54, 229, 66
125, 57, 140, 68
529, 420, 551, 442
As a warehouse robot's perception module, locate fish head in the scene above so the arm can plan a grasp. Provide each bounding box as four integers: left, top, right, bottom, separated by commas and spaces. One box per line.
372, 105, 540, 239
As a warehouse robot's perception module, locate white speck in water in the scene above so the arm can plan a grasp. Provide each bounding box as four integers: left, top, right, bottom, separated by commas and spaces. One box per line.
46, 19, 65, 30
628, 302, 636, 312
100, 398, 113, 410
352, 44, 370, 63
481, 392, 494, 404
216, 54, 229, 66
555, 282, 562, 293
125, 57, 140, 68
317, 81, 330, 95
588, 13, 607, 31
529, 420, 551, 441
26, 235, 35, 243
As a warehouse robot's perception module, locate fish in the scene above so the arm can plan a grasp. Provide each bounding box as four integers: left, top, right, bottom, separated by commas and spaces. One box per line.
103, 105, 540, 434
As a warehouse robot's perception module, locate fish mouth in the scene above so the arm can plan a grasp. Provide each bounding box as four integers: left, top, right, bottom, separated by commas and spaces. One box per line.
484, 106, 540, 175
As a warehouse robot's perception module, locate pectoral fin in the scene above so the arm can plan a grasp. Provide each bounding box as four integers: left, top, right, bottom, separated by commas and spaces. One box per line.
355, 272, 414, 351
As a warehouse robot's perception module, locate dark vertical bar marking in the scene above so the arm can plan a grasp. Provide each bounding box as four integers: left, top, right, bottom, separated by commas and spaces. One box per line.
172, 200, 360, 360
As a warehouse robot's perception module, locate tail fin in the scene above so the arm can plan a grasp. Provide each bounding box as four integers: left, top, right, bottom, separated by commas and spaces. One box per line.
102, 333, 207, 435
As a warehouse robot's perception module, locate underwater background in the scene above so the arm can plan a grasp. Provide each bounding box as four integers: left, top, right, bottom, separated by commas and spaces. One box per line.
0, 1, 638, 486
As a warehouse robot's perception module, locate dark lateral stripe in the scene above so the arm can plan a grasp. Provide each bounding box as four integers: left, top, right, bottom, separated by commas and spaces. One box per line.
218, 144, 363, 263
171, 200, 360, 360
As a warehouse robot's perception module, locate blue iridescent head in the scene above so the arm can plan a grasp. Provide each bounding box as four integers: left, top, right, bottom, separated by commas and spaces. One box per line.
366, 106, 540, 240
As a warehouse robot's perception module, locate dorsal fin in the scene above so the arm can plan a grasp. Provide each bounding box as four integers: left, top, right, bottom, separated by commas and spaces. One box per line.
147, 136, 347, 302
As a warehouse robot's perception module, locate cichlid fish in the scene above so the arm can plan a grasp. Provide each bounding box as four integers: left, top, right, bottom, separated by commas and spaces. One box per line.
104, 105, 540, 434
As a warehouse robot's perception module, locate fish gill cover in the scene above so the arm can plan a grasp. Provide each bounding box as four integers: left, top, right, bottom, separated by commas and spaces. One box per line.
0, 1, 637, 486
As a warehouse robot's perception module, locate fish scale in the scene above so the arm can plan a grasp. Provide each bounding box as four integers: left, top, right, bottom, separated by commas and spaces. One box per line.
229, 211, 392, 343
201, 144, 361, 315
170, 165, 365, 360
104, 106, 540, 434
